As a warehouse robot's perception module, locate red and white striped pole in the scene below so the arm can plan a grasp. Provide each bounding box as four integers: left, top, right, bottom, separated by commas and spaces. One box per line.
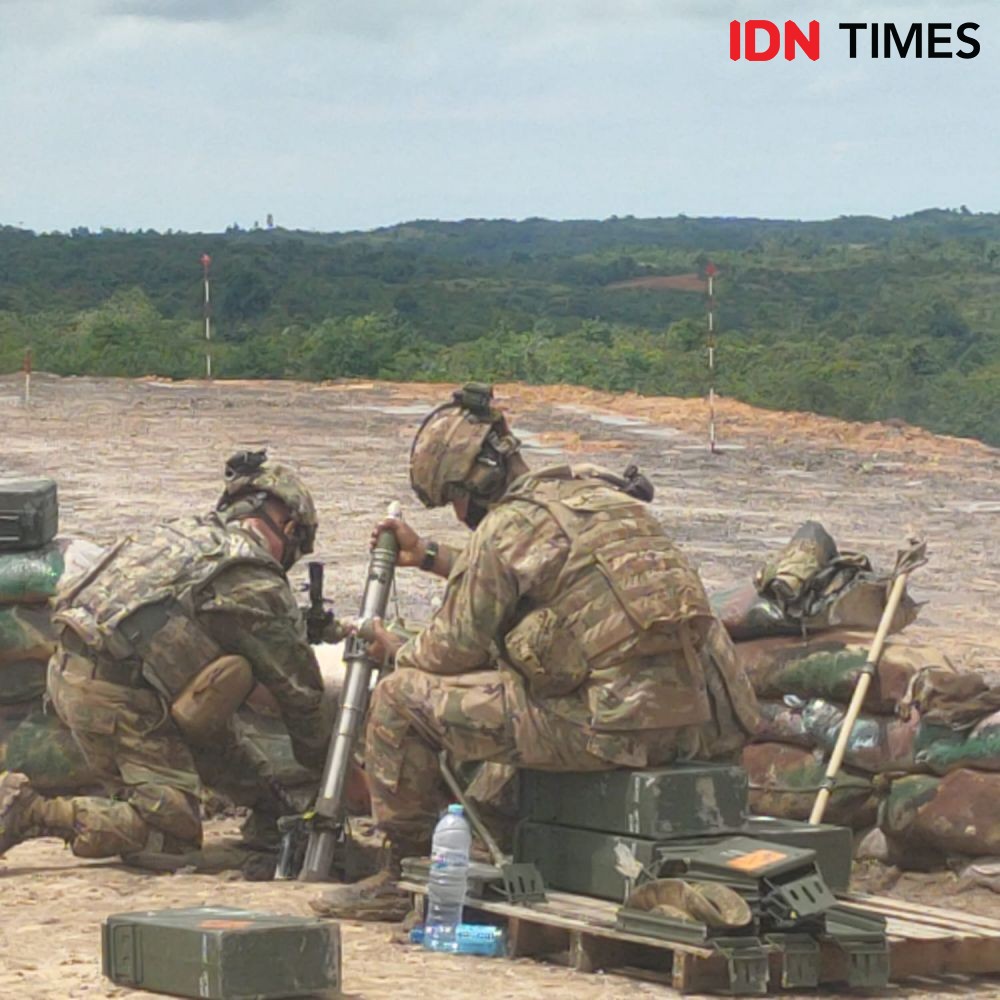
201, 253, 213, 379
23, 348, 32, 406
706, 261, 718, 453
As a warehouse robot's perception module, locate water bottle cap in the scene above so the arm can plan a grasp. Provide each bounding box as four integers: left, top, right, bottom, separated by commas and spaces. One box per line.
447, 804, 464, 815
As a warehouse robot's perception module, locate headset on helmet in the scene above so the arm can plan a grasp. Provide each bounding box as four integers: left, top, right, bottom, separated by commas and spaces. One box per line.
216, 449, 318, 567
409, 383, 521, 510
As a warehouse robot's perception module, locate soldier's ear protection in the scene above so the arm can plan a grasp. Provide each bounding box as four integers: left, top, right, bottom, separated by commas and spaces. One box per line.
464, 423, 518, 502
452, 383, 519, 502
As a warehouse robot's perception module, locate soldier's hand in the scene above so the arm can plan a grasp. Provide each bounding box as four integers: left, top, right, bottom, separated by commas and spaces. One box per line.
355, 616, 406, 666
371, 516, 424, 568
317, 617, 348, 644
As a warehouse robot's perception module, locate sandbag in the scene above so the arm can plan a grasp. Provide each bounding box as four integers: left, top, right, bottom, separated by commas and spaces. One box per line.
881, 770, 1000, 858
741, 741, 879, 829
916, 709, 1000, 774
0, 603, 57, 703
0, 537, 104, 605
0, 709, 99, 793
0, 700, 320, 797
734, 630, 956, 714
755, 697, 962, 774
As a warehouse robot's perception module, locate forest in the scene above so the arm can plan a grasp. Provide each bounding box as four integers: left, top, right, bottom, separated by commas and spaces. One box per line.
0, 209, 998, 445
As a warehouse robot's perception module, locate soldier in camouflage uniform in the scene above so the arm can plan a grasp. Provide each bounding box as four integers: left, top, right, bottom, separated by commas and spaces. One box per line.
0, 451, 332, 864
314, 385, 760, 920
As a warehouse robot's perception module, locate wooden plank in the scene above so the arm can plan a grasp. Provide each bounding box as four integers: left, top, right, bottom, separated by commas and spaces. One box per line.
890, 937, 1000, 980
568, 931, 669, 975
881, 915, 960, 941
858, 907, 993, 940
847, 893, 1000, 934
507, 918, 567, 960
672, 950, 732, 995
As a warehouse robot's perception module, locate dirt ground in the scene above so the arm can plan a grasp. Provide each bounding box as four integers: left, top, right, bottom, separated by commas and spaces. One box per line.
2, 373, 1000, 999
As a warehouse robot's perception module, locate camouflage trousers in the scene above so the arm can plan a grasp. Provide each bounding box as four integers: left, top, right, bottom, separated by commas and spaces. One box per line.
45, 645, 276, 858
366, 665, 728, 850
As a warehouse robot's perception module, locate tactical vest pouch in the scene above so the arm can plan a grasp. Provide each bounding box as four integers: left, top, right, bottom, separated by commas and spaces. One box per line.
594, 540, 715, 649
505, 607, 590, 698
170, 655, 254, 742
117, 598, 224, 701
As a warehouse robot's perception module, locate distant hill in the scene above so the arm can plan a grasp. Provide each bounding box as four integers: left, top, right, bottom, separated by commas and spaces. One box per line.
0, 209, 998, 445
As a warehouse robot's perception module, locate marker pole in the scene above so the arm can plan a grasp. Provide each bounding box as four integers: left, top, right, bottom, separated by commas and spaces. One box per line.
201, 253, 213, 379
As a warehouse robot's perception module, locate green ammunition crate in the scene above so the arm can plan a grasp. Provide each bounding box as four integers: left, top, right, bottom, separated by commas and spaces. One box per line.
514, 821, 661, 901
742, 816, 853, 892
0, 477, 58, 552
519, 763, 748, 839
514, 817, 852, 901
102, 906, 340, 999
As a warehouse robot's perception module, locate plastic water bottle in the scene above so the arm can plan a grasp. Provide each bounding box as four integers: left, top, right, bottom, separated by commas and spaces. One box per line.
410, 924, 506, 957
424, 804, 472, 952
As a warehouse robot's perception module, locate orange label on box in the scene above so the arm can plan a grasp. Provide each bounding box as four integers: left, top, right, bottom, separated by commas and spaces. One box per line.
199, 920, 254, 930
724, 849, 788, 872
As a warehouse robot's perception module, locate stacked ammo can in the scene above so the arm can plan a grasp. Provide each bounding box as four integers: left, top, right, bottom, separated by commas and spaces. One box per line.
514, 764, 854, 899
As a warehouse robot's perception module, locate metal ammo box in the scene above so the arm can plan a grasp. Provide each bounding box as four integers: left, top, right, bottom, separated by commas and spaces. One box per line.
515, 764, 854, 899
519, 762, 749, 838
0, 477, 58, 551
102, 906, 341, 999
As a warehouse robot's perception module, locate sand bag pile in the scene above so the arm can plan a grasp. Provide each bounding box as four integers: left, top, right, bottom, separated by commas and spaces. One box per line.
724, 524, 1000, 864
0, 538, 105, 791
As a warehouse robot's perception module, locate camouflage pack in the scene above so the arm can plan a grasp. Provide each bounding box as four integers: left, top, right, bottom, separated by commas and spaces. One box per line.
752, 520, 919, 632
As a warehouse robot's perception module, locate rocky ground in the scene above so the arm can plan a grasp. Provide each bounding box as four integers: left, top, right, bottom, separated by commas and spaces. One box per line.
2, 373, 1000, 998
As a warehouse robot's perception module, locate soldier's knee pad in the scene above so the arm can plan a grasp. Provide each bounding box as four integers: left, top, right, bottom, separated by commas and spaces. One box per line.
171, 655, 254, 742
126, 783, 203, 847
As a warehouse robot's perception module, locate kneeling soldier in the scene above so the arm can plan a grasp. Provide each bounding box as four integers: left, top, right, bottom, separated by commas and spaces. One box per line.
0, 452, 332, 863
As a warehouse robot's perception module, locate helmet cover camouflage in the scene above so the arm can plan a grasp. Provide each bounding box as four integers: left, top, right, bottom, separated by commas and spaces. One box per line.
409, 384, 519, 508
216, 450, 317, 561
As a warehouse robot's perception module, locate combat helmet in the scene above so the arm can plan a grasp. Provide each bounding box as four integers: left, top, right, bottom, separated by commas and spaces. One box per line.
216, 449, 317, 567
409, 383, 521, 509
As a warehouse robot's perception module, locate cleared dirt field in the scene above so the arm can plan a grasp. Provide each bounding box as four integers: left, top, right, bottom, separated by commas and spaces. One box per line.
607, 274, 706, 292
2, 373, 1000, 998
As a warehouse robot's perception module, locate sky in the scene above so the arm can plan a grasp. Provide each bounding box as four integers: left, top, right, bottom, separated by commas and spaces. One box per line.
1, 0, 996, 233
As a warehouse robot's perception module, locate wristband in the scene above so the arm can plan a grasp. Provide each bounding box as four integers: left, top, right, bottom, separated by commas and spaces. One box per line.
421, 540, 440, 571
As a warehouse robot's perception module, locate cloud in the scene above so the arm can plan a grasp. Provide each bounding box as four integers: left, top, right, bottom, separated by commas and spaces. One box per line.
108, 0, 273, 23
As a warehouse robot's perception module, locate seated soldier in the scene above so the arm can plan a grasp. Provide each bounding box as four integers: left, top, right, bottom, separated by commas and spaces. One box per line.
313, 384, 760, 920
0, 451, 333, 864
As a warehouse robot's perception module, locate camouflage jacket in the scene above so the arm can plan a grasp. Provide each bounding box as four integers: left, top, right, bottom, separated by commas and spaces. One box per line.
53, 514, 329, 770
398, 465, 758, 736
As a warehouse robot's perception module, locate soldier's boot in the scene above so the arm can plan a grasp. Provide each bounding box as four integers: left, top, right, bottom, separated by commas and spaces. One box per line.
0, 771, 77, 855
239, 809, 283, 852
309, 838, 423, 923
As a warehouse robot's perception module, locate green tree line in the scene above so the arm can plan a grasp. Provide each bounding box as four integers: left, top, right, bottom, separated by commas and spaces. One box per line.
1, 209, 998, 445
